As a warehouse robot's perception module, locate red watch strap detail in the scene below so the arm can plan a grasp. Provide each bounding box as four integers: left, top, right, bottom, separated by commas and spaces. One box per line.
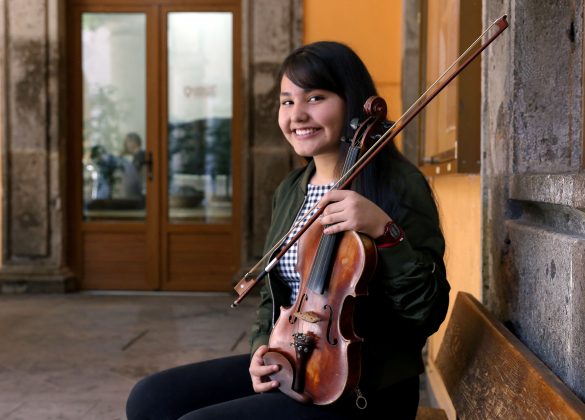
375, 221, 404, 248
376, 237, 404, 248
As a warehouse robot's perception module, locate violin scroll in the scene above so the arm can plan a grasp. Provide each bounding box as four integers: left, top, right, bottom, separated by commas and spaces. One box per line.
363, 96, 387, 120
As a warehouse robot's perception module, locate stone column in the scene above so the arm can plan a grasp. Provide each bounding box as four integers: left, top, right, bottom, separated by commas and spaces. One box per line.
400, 0, 421, 164
482, 0, 585, 400
246, 0, 303, 259
0, 0, 72, 292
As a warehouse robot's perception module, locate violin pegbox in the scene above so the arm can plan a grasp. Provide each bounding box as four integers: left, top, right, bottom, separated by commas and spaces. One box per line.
363, 96, 387, 120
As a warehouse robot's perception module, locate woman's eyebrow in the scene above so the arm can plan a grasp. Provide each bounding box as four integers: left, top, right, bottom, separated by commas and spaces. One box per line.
280, 88, 317, 97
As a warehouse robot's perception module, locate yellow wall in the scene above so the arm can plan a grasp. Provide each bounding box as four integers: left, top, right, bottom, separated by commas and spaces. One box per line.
304, 0, 402, 124
426, 174, 481, 416
428, 175, 482, 358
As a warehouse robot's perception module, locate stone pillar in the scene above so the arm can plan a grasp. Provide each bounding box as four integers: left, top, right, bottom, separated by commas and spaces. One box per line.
246, 0, 303, 258
0, 0, 72, 292
400, 0, 421, 164
483, 0, 585, 400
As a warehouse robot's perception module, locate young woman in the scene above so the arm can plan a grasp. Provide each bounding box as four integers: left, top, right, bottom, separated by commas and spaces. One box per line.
126, 41, 449, 420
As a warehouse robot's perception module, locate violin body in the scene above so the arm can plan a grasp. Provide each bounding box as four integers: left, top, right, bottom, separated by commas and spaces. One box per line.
264, 219, 377, 405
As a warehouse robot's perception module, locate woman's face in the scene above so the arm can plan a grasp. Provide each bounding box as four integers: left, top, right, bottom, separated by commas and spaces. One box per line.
278, 75, 345, 162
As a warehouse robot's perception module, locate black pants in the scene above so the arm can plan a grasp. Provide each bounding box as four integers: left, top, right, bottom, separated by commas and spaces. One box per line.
126, 354, 419, 420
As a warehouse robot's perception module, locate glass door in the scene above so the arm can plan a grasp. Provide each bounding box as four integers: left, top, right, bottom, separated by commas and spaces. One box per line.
160, 8, 241, 291
70, 1, 241, 291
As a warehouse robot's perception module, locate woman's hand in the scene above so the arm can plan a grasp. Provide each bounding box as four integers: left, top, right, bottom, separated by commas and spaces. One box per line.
318, 190, 391, 238
249, 345, 280, 393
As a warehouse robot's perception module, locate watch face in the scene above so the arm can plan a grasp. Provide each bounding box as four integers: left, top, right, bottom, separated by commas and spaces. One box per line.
388, 223, 401, 239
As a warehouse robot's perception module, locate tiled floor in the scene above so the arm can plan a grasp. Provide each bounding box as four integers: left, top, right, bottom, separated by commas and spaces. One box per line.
0, 292, 258, 420
0, 292, 431, 420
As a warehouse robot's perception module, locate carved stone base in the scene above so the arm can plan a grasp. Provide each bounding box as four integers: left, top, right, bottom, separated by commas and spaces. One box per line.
0, 269, 76, 294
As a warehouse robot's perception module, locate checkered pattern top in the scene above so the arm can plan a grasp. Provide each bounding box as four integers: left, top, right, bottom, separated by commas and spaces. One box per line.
275, 183, 334, 304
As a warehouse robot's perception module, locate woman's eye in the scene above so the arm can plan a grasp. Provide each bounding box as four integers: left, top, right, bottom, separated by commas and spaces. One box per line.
309, 95, 324, 102
281, 99, 293, 106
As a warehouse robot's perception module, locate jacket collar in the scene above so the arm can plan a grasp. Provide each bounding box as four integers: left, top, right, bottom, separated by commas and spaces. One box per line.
299, 159, 316, 194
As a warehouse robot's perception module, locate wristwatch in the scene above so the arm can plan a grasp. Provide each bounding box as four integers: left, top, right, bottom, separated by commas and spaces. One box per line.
375, 220, 404, 247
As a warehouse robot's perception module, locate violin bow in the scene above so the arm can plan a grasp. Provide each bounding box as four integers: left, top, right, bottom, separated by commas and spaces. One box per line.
232, 15, 509, 308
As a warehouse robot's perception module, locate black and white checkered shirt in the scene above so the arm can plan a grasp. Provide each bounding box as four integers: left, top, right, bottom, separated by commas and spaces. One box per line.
275, 183, 334, 304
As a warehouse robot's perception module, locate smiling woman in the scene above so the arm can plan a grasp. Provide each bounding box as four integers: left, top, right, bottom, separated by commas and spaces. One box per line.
126, 41, 450, 420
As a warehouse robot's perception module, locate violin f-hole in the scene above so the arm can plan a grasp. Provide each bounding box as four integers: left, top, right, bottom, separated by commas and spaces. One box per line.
324, 304, 338, 346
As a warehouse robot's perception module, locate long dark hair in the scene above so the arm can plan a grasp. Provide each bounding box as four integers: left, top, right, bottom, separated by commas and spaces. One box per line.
278, 41, 425, 219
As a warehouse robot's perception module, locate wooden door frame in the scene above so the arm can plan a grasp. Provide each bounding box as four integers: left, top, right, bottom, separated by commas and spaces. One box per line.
67, 3, 161, 290
67, 0, 242, 290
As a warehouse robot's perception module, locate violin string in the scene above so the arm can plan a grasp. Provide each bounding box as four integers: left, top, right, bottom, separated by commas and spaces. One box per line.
245, 16, 505, 280
306, 146, 359, 293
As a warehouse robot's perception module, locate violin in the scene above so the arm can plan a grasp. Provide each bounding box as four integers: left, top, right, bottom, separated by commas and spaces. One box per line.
262, 97, 388, 405
232, 14, 509, 405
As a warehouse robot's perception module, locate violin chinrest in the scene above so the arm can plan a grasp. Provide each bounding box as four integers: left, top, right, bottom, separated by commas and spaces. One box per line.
263, 350, 312, 404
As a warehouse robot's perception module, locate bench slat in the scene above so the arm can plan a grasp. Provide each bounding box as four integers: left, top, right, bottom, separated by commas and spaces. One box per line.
416, 406, 448, 420
435, 292, 585, 419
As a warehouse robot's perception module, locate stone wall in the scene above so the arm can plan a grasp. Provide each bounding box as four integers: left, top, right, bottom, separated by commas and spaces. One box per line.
0, 0, 72, 292
483, 0, 585, 400
247, 0, 302, 258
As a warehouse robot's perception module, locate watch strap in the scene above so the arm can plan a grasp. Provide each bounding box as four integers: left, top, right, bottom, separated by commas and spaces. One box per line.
375, 220, 404, 248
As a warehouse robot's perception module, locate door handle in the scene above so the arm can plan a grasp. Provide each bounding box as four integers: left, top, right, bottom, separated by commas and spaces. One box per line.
144, 151, 154, 182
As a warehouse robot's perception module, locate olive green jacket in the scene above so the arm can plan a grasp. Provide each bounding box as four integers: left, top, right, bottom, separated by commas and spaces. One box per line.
249, 159, 450, 391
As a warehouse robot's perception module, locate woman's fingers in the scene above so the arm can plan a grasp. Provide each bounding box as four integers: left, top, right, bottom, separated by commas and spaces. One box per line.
319, 190, 390, 237
252, 370, 279, 393
249, 345, 280, 393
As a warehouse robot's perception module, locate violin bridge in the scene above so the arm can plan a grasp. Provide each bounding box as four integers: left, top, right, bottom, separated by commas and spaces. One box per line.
293, 311, 321, 323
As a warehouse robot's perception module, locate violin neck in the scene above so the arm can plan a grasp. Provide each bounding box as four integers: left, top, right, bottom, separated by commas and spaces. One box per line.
341, 144, 361, 183
307, 145, 361, 295
307, 233, 342, 294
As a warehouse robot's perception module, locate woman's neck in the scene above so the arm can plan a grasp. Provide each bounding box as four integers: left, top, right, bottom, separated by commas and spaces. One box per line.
311, 155, 339, 185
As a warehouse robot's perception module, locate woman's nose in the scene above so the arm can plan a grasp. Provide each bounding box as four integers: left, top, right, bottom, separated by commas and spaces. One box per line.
291, 104, 308, 122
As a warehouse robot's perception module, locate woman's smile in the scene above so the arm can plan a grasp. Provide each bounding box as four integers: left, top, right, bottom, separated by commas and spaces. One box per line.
293, 127, 321, 137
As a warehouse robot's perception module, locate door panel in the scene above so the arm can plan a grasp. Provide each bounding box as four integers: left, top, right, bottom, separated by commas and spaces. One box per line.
82, 231, 148, 289
166, 230, 238, 290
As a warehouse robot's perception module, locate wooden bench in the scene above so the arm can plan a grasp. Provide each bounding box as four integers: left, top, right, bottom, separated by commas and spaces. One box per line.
416, 292, 585, 419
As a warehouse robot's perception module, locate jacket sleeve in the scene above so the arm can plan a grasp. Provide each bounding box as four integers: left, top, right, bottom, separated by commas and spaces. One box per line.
247, 189, 278, 355
247, 166, 307, 355
374, 170, 450, 337
248, 282, 274, 355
